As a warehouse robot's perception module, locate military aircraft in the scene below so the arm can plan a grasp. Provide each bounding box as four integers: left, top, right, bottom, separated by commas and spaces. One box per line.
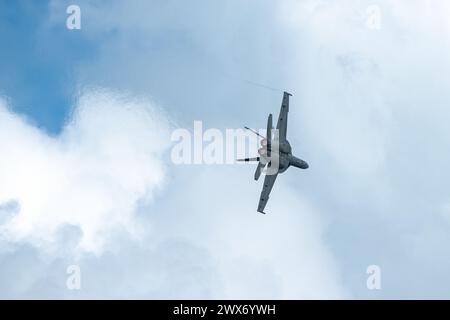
237, 92, 309, 214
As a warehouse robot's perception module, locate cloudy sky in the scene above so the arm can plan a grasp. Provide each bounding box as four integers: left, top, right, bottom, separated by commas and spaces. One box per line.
1, 0, 450, 299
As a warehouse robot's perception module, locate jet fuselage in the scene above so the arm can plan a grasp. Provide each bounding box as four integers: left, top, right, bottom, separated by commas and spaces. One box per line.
259, 139, 309, 173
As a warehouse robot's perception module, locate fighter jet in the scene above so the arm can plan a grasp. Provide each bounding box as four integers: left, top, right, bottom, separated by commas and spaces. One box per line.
237, 92, 309, 214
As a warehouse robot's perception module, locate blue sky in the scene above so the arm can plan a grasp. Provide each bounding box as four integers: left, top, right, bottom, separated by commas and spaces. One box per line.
0, 0, 99, 133
1, 0, 450, 299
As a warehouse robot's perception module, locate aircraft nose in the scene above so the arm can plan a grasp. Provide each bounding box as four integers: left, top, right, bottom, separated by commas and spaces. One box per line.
303, 161, 309, 169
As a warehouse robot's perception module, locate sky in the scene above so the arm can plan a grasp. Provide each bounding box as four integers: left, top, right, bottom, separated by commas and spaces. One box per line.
1, 0, 450, 299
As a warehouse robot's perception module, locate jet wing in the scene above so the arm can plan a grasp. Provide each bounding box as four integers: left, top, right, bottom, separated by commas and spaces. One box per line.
257, 172, 278, 214
276, 92, 291, 142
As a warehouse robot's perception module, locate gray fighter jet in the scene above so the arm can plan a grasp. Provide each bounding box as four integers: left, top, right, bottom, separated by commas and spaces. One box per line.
237, 92, 309, 214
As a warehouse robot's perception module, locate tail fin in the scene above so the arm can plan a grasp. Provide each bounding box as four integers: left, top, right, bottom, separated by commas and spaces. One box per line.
266, 114, 273, 157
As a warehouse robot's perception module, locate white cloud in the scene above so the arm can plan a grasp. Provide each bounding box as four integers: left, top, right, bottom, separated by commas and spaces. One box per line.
0, 91, 349, 298
0, 0, 351, 296
147, 164, 349, 299
0, 88, 171, 253
276, 0, 450, 298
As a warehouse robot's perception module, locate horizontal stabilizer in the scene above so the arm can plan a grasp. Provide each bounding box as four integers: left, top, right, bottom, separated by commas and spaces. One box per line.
254, 161, 265, 180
